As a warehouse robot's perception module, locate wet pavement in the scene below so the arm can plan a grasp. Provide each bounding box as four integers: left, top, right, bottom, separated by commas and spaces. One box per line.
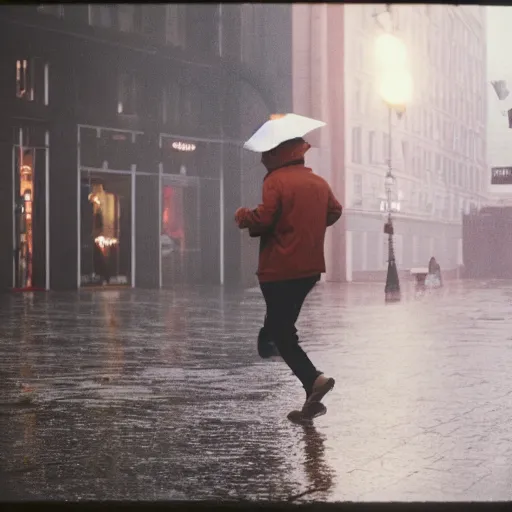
1, 280, 512, 501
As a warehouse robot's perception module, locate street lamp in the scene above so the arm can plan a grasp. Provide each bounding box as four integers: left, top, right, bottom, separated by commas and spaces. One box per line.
375, 8, 412, 303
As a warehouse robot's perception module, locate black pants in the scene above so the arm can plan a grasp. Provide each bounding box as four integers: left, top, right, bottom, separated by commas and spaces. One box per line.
260, 275, 321, 396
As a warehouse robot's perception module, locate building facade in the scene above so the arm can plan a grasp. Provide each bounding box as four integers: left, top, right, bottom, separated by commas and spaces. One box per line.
486, 6, 512, 204
461, 7, 512, 279
293, 4, 487, 281
0, 4, 292, 291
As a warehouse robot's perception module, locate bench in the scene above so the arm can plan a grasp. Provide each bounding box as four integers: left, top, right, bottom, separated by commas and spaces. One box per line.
410, 267, 429, 286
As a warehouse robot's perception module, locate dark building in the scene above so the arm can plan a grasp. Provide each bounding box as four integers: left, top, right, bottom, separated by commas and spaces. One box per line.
0, 4, 292, 291
463, 206, 512, 279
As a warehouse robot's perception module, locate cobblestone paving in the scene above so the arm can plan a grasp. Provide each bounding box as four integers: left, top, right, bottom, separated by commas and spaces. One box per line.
1, 280, 512, 501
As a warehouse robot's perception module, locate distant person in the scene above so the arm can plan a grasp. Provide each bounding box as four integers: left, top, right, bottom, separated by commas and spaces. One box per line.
234, 114, 342, 421
426, 256, 442, 289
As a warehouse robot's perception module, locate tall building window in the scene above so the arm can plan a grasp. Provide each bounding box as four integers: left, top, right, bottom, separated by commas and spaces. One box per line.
182, 83, 204, 130
43, 62, 49, 106
117, 5, 136, 32
140, 5, 165, 40
354, 78, 362, 115
164, 79, 219, 136
185, 5, 219, 56
62, 5, 89, 24
352, 127, 362, 164
382, 132, 390, 162
368, 131, 376, 164
163, 78, 181, 127
89, 5, 115, 28
435, 153, 441, 175
401, 140, 409, 171
458, 163, 464, 188
36, 5, 64, 17
165, 4, 186, 48
352, 174, 363, 207
16, 59, 34, 101
15, 58, 49, 106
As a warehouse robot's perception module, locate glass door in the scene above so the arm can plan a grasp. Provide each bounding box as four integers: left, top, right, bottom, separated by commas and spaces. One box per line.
161, 175, 200, 286
13, 146, 46, 289
13, 148, 34, 289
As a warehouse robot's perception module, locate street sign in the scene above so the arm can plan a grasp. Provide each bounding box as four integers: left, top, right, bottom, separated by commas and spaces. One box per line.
491, 166, 512, 185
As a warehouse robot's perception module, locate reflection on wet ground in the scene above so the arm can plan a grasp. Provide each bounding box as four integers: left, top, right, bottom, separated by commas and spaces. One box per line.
1, 280, 512, 501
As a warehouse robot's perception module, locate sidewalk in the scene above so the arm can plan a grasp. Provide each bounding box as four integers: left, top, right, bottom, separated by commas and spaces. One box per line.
1, 279, 512, 501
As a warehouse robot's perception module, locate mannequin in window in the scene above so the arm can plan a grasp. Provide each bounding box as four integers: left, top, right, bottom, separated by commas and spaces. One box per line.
91, 196, 110, 284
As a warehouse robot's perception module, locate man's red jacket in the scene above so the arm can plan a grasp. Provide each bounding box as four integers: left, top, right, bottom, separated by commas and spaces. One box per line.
236, 164, 342, 283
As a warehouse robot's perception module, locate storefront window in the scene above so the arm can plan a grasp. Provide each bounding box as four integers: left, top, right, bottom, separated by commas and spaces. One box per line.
80, 172, 132, 287
13, 127, 48, 291
14, 149, 34, 289
185, 5, 219, 57
159, 135, 222, 286
163, 78, 220, 136
161, 177, 201, 286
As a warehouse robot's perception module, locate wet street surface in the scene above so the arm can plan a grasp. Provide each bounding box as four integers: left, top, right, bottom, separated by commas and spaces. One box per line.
1, 280, 512, 501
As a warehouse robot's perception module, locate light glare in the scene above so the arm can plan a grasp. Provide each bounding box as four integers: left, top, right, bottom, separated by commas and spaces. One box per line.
378, 69, 413, 107
375, 33, 408, 71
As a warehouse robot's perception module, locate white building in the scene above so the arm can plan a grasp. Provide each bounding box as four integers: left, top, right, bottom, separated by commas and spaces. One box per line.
293, 4, 487, 281
487, 6, 512, 203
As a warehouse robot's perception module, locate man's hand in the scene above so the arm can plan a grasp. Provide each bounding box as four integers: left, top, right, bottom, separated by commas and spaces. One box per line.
235, 207, 250, 229
235, 179, 281, 231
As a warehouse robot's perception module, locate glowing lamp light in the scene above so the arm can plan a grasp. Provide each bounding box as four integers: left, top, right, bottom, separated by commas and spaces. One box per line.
378, 69, 413, 107
270, 114, 286, 120
172, 141, 196, 152
375, 33, 408, 71
95, 236, 119, 249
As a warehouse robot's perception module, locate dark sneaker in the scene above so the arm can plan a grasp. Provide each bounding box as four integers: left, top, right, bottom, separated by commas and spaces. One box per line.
288, 402, 327, 424
303, 375, 335, 411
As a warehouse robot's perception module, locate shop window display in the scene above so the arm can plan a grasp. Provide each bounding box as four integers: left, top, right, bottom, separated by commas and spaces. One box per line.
80, 174, 132, 286
14, 149, 35, 289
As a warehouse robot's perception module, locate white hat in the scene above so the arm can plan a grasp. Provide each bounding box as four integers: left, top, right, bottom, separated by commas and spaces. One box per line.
243, 113, 326, 153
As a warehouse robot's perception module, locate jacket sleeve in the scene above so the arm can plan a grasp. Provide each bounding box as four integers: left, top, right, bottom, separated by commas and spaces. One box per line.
326, 188, 343, 227
235, 178, 281, 230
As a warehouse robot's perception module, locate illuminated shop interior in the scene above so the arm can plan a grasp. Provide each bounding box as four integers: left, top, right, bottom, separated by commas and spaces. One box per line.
15, 149, 34, 289
80, 174, 131, 286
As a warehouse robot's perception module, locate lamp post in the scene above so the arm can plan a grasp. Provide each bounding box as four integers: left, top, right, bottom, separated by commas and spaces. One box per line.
375, 6, 412, 303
